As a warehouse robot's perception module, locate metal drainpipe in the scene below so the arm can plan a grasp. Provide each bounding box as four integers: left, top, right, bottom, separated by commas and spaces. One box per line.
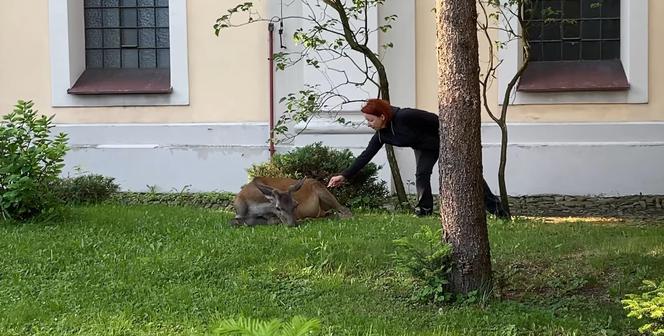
268, 23, 276, 159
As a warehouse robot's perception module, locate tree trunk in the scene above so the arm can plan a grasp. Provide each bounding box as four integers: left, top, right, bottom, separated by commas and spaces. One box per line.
379, 86, 409, 209
436, 0, 492, 294
326, 0, 409, 209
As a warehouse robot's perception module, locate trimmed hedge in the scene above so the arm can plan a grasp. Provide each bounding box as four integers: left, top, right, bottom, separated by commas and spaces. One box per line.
109, 192, 236, 210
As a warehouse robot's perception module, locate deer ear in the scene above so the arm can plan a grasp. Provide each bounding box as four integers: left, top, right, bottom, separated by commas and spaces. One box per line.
255, 183, 276, 200
289, 178, 306, 193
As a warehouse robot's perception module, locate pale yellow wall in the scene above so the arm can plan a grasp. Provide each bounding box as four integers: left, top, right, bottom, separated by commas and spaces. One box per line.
416, 0, 663, 122
0, 0, 270, 123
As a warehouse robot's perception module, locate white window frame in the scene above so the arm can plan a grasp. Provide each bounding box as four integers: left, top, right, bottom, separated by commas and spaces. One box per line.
48, 0, 189, 107
498, 0, 648, 105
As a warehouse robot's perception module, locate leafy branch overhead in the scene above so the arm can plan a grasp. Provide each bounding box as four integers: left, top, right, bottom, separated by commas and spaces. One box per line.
214, 0, 397, 143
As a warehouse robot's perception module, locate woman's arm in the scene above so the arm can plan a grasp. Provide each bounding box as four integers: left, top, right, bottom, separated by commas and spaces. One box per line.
341, 132, 383, 179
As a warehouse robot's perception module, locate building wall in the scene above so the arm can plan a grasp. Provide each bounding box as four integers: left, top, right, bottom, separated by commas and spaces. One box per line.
410, 1, 664, 197
415, 0, 662, 122
0, 0, 270, 123
1, 0, 662, 196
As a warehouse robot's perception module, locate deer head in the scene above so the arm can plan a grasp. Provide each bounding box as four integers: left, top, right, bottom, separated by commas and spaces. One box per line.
254, 178, 306, 226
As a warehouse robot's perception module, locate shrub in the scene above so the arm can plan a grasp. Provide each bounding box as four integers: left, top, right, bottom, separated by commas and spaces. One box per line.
52, 174, 120, 205
0, 100, 69, 220
622, 279, 664, 335
110, 191, 235, 210
392, 225, 453, 305
247, 142, 388, 209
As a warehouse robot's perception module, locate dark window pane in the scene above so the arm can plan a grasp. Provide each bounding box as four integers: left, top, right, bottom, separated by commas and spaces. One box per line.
581, 0, 601, 17
85, 0, 102, 7
526, 21, 542, 40
122, 29, 138, 47
563, 0, 580, 18
562, 21, 580, 39
542, 41, 562, 61
525, 1, 542, 20
581, 41, 601, 59
139, 28, 156, 48
139, 49, 157, 68
562, 41, 580, 60
86, 29, 103, 48
121, 8, 137, 27
138, 8, 155, 27
86, 50, 103, 68
156, 7, 169, 27
103, 8, 120, 27
541, 0, 562, 20
542, 21, 561, 40
602, 19, 620, 39
581, 20, 600, 39
122, 49, 139, 68
102, 0, 120, 7
104, 49, 122, 68
602, 0, 620, 17
85, 0, 169, 69
156, 28, 169, 48
529, 42, 543, 61
85, 9, 102, 28
157, 49, 170, 68
602, 40, 620, 59
103, 29, 121, 48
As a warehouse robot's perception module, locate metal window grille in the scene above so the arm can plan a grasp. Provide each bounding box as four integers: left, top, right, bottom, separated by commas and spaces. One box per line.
523, 0, 620, 61
84, 0, 170, 69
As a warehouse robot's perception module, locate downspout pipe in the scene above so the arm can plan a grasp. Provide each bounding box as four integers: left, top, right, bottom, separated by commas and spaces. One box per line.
268, 22, 276, 159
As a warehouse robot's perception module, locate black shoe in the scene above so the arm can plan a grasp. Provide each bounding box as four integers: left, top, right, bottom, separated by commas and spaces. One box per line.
486, 196, 511, 219
414, 207, 433, 217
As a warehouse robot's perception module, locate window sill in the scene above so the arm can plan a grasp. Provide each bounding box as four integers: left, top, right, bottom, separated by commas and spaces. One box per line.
517, 60, 629, 93
67, 68, 172, 95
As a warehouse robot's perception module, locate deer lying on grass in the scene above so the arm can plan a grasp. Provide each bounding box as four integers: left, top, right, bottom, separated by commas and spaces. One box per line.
230, 177, 352, 227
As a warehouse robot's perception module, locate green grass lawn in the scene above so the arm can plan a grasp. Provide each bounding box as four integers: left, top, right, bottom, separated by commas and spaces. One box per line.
0, 205, 662, 335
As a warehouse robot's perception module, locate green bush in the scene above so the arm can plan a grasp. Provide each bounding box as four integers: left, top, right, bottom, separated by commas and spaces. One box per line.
52, 174, 120, 205
247, 142, 388, 209
392, 225, 453, 305
622, 279, 664, 335
0, 100, 69, 221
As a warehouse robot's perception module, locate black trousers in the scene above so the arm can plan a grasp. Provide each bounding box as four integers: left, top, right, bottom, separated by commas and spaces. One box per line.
414, 149, 503, 214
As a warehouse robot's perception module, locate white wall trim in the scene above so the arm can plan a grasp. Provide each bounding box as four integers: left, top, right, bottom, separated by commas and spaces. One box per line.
498, 0, 648, 105
48, 0, 190, 107
55, 122, 664, 195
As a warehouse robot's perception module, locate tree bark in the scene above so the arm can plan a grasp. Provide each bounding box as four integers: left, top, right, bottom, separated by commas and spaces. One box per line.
436, 0, 492, 294
379, 88, 409, 209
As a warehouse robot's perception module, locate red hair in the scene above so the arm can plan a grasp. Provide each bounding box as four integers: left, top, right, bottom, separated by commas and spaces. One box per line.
361, 99, 393, 124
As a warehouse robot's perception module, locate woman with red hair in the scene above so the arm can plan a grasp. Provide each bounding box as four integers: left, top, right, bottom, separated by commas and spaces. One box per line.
328, 99, 508, 218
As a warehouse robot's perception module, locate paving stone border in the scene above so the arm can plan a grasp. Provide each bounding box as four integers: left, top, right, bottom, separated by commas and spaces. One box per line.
507, 195, 664, 218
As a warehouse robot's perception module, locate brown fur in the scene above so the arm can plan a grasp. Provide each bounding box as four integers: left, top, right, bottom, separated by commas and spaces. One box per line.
231, 177, 352, 226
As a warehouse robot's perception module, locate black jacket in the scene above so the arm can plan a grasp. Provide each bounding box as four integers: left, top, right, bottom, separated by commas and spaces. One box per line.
342, 107, 439, 178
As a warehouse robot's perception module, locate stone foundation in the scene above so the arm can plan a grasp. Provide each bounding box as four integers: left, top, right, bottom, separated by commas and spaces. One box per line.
507, 195, 664, 218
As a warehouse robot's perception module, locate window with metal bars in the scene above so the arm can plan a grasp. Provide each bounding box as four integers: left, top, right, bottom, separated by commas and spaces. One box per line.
84, 0, 170, 69
523, 0, 620, 62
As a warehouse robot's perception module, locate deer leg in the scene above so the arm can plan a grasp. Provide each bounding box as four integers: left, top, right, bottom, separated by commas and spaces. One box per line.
245, 216, 269, 226
230, 199, 249, 226
314, 181, 352, 219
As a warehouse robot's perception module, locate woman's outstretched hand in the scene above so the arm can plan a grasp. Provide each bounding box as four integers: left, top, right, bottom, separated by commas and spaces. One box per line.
327, 175, 345, 188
